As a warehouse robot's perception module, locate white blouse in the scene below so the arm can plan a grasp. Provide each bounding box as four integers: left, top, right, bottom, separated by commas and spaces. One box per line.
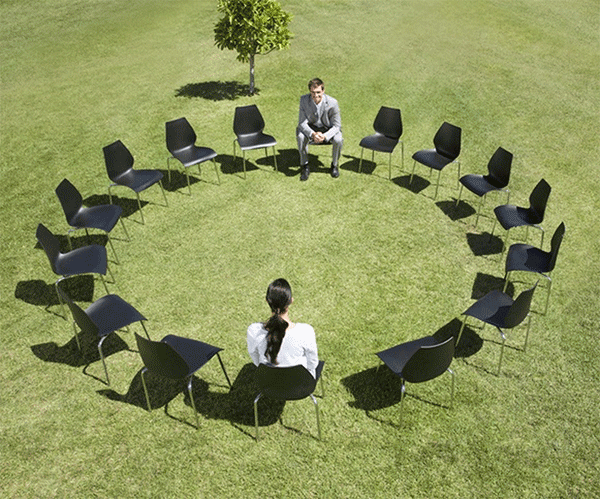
247, 322, 319, 377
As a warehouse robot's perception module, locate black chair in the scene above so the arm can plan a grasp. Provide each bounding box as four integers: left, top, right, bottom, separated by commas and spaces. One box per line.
376, 336, 454, 421
103, 140, 168, 224
55, 178, 129, 264
410, 122, 461, 199
254, 362, 324, 441
358, 106, 403, 179
504, 222, 565, 315
233, 105, 278, 179
491, 178, 551, 253
457, 283, 537, 374
456, 147, 513, 227
36, 223, 114, 318
57, 287, 148, 386
135, 333, 231, 429
165, 117, 220, 194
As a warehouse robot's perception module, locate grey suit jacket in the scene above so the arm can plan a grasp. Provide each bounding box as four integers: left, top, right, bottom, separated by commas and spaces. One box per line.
297, 93, 342, 142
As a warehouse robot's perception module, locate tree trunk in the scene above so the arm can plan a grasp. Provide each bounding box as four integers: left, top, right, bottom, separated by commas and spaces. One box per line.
249, 53, 255, 95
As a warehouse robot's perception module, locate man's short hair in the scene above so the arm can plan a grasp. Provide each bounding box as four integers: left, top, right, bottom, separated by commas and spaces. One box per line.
308, 78, 324, 90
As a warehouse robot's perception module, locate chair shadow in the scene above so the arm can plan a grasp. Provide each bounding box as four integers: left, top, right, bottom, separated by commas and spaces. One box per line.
391, 174, 430, 194
436, 199, 476, 221
471, 272, 513, 299
175, 81, 259, 100
157, 168, 205, 192
97, 363, 284, 435
31, 328, 129, 375
15, 275, 96, 307
466, 231, 504, 256
84, 194, 144, 220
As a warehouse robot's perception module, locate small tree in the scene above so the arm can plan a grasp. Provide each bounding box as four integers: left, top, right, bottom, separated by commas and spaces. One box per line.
214, 0, 292, 95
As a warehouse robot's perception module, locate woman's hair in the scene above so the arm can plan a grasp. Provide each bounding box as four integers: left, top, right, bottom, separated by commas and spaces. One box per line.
264, 278, 293, 364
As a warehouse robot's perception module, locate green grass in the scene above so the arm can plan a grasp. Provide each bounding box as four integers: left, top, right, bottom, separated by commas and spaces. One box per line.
1, 0, 599, 497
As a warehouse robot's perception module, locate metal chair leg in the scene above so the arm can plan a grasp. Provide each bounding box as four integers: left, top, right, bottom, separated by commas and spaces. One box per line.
254, 393, 262, 441
310, 394, 322, 441
212, 159, 220, 185
272, 146, 278, 172
456, 315, 468, 345
216, 353, 232, 388
359, 148, 364, 173
187, 377, 200, 429
140, 367, 152, 411
159, 180, 168, 206
98, 335, 110, 386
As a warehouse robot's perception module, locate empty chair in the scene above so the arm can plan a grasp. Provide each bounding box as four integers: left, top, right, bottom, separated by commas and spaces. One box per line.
55, 178, 129, 264
358, 106, 403, 179
456, 147, 513, 227
254, 362, 324, 441
375, 336, 455, 421
165, 117, 220, 195
57, 287, 149, 386
36, 223, 114, 318
233, 105, 278, 179
457, 283, 537, 374
504, 222, 565, 315
135, 333, 231, 429
103, 140, 168, 224
410, 121, 462, 199
491, 178, 551, 252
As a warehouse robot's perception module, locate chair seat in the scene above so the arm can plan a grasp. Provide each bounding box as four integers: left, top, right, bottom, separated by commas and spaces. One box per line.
463, 289, 514, 327
505, 244, 552, 274
494, 204, 541, 230
236, 133, 277, 150
412, 149, 455, 171
171, 145, 217, 167
359, 133, 399, 154
376, 336, 438, 376
162, 334, 223, 377
70, 204, 123, 233
55, 245, 108, 277
111, 169, 164, 193
85, 294, 147, 337
459, 174, 505, 197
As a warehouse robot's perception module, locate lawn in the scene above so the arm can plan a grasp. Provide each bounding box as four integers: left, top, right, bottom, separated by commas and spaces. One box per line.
1, 0, 599, 497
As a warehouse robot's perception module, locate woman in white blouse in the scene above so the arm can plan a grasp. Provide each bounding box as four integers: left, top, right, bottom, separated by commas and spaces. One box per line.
247, 278, 320, 378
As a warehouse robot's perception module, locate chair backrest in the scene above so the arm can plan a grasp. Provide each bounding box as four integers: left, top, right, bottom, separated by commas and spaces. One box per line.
528, 178, 551, 223
485, 147, 513, 188
55, 178, 84, 225
547, 222, 566, 272
103, 140, 134, 181
402, 336, 455, 384
233, 105, 265, 136
57, 286, 99, 336
36, 223, 61, 274
166, 117, 196, 153
373, 106, 402, 140
255, 364, 317, 401
433, 122, 461, 160
503, 283, 537, 328
135, 333, 189, 380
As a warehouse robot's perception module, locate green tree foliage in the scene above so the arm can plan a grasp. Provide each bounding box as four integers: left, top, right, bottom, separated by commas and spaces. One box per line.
214, 0, 293, 95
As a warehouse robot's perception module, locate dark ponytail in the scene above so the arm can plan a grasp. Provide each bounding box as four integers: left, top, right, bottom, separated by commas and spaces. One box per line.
264, 279, 292, 364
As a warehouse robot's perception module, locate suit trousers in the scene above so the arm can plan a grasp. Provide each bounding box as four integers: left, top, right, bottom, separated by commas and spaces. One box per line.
297, 126, 343, 167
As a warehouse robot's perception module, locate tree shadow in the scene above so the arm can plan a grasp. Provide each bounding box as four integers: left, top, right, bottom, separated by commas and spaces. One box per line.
175, 81, 259, 100
435, 199, 476, 221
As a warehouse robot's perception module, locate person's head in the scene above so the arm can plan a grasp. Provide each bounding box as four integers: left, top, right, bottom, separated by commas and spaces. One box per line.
308, 78, 324, 105
266, 278, 293, 315
264, 278, 293, 364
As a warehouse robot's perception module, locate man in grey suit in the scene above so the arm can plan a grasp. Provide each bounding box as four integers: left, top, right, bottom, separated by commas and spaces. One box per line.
297, 78, 343, 181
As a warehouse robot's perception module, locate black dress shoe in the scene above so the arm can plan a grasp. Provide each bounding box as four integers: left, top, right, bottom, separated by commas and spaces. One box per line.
300, 165, 310, 181
330, 164, 339, 178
